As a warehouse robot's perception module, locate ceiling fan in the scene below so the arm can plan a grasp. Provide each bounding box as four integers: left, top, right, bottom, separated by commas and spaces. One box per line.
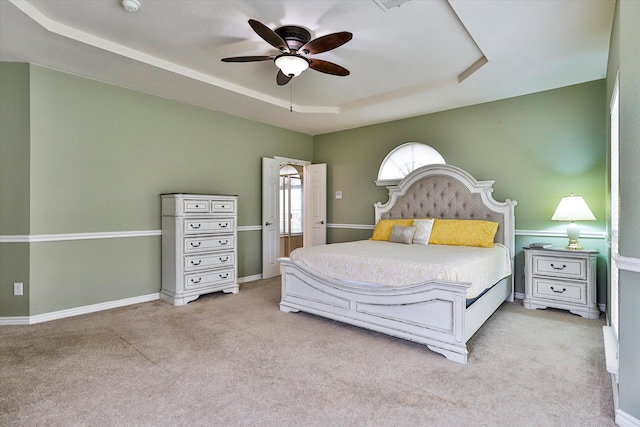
221, 19, 352, 86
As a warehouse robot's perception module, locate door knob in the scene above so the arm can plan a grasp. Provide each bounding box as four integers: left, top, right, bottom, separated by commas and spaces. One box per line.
265, 222, 273, 226
318, 220, 325, 225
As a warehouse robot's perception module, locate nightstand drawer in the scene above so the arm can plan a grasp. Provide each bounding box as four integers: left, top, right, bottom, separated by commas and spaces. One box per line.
533, 256, 586, 280
532, 278, 586, 304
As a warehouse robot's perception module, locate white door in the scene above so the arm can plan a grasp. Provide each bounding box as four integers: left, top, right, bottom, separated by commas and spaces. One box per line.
303, 163, 327, 247
262, 157, 280, 279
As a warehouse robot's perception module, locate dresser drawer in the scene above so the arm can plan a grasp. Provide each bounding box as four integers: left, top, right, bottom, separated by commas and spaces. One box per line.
184, 268, 235, 291
211, 200, 236, 213
532, 256, 586, 280
184, 235, 234, 253
532, 278, 586, 304
184, 252, 234, 271
184, 218, 234, 234
182, 199, 210, 213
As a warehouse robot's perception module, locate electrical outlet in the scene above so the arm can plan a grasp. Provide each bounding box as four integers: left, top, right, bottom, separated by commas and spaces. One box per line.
14, 282, 23, 296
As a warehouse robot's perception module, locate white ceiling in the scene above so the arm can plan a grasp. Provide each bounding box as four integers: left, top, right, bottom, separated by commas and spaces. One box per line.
0, 0, 615, 136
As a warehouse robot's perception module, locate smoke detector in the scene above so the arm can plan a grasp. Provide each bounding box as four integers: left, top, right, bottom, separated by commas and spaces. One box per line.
121, 0, 140, 13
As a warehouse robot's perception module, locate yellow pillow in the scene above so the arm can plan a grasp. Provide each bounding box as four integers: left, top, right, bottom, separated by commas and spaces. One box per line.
428, 219, 499, 248
371, 219, 414, 241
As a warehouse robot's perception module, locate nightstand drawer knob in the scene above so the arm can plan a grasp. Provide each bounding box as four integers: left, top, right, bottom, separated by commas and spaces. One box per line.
550, 286, 567, 294
550, 263, 566, 270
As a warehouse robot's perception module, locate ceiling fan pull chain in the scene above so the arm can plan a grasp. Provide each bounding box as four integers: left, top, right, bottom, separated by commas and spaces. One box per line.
290, 81, 293, 112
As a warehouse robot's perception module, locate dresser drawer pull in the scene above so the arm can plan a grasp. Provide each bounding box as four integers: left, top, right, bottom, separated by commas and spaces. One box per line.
191, 277, 202, 284
190, 260, 202, 266
550, 263, 567, 270
550, 286, 567, 294
221, 205, 226, 208
190, 242, 201, 248
190, 224, 201, 229
220, 257, 229, 263
219, 273, 229, 279
219, 240, 229, 245
218, 222, 229, 228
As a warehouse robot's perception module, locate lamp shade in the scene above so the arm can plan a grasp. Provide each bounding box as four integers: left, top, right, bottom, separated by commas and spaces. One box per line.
551, 195, 596, 222
274, 54, 310, 77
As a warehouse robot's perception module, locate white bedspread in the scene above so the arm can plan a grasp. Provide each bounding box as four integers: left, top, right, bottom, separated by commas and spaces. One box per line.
289, 240, 511, 299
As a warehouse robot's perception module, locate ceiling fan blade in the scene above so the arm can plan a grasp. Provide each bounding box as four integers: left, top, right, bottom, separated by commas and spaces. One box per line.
248, 19, 290, 53
221, 56, 274, 63
300, 32, 353, 55
309, 59, 350, 76
276, 70, 293, 86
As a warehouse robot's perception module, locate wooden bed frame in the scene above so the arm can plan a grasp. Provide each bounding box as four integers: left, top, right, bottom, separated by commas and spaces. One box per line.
279, 164, 517, 364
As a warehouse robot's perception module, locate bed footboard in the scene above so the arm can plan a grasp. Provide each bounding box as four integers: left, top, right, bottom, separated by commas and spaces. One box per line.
279, 258, 474, 364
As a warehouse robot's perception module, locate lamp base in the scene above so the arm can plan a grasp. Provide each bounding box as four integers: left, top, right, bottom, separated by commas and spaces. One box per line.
565, 239, 583, 250
565, 222, 583, 250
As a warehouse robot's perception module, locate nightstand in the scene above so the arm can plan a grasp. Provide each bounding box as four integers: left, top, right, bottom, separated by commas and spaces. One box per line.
523, 246, 599, 319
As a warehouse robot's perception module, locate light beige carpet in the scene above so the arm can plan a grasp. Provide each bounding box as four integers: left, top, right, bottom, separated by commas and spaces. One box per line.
1, 277, 614, 426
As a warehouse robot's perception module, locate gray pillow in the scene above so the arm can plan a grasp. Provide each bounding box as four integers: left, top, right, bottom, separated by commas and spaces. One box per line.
389, 224, 417, 244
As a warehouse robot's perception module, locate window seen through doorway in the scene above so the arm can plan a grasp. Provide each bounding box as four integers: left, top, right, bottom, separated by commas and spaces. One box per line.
280, 165, 303, 257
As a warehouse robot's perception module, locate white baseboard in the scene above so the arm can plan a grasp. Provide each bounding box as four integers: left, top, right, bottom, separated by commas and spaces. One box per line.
0, 316, 30, 326
0, 293, 161, 325
616, 409, 640, 427
238, 274, 262, 283
0, 275, 267, 325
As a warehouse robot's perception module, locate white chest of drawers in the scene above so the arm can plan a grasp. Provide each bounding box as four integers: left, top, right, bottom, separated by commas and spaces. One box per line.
161, 194, 239, 306
523, 247, 599, 319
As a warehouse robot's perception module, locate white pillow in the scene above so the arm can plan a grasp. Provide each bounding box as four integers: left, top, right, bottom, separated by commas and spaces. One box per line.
412, 218, 435, 245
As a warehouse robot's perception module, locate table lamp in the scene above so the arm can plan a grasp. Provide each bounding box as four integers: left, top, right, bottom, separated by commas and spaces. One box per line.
551, 194, 596, 250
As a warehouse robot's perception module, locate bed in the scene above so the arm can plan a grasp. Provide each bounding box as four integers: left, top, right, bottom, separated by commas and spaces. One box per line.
279, 164, 517, 364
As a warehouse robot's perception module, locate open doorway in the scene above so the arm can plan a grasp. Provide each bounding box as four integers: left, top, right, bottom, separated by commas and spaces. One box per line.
262, 157, 326, 279
279, 164, 304, 257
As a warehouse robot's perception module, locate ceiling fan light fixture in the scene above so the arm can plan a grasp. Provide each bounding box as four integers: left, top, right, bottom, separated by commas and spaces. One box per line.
121, 0, 140, 13
275, 54, 310, 77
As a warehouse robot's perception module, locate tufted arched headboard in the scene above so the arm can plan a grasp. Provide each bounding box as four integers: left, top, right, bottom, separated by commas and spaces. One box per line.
374, 164, 517, 255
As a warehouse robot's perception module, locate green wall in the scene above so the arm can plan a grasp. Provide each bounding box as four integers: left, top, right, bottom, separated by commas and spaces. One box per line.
314, 81, 608, 300
0, 63, 313, 316
27, 65, 312, 233
0, 63, 31, 316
